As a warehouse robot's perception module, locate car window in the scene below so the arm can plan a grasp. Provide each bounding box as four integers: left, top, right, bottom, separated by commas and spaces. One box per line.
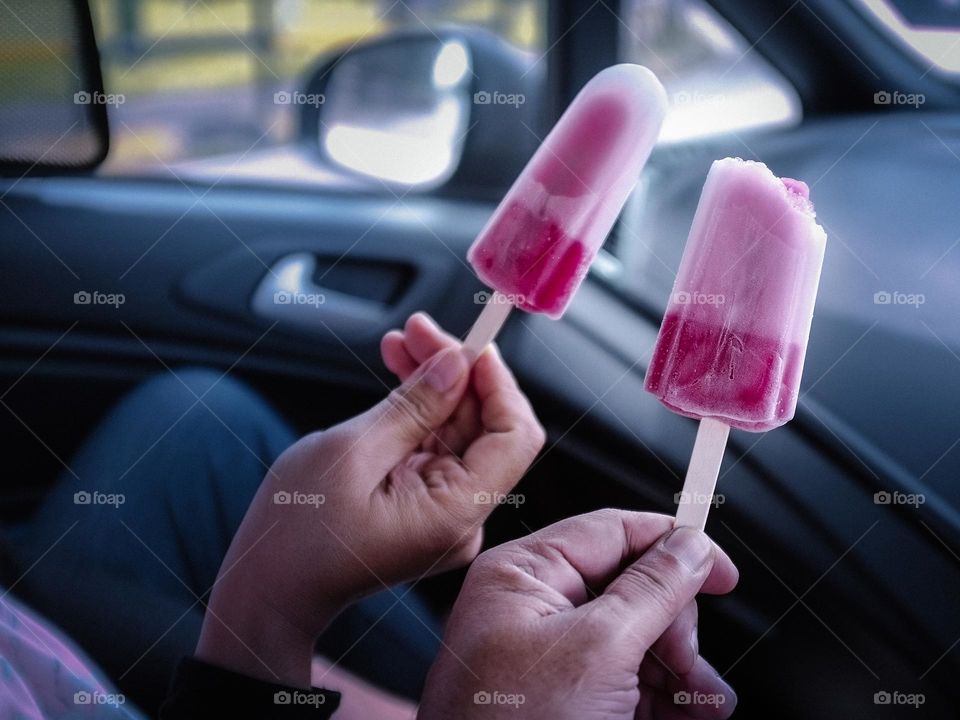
88, 0, 546, 180
619, 0, 800, 143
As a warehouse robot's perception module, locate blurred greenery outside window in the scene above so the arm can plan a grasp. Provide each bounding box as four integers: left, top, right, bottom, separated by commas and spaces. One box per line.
89, 0, 545, 174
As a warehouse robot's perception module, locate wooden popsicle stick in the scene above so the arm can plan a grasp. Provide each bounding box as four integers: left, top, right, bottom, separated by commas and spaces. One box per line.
462, 290, 513, 363
674, 417, 730, 530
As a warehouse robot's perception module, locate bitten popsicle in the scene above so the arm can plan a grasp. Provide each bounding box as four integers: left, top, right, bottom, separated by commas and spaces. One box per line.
644, 157, 827, 529
462, 63, 667, 359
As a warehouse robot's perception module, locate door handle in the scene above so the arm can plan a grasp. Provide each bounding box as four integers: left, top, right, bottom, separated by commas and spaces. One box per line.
251, 252, 383, 334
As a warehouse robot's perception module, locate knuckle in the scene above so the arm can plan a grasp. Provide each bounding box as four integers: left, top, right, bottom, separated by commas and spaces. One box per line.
616, 564, 685, 619
386, 387, 413, 420
387, 387, 429, 437
470, 554, 532, 597
471, 545, 519, 578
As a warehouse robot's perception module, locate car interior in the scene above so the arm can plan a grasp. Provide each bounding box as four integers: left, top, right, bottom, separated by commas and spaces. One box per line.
1, 0, 958, 717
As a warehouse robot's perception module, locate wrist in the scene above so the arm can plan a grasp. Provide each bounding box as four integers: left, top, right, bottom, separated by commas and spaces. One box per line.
195, 574, 337, 689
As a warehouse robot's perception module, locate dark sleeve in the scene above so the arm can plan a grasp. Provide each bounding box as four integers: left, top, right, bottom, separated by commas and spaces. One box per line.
160, 657, 341, 719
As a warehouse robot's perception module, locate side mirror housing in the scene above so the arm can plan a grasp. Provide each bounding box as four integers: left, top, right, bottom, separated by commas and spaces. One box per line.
299, 27, 542, 197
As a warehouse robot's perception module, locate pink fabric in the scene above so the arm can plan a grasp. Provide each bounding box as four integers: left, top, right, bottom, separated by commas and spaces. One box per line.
0, 593, 141, 718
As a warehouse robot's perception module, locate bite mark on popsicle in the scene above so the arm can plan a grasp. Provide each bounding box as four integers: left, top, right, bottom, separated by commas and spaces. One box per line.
644, 157, 826, 432
780, 177, 809, 198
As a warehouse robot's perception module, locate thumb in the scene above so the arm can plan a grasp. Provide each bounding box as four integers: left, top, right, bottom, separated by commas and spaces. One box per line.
357, 347, 469, 470
594, 527, 716, 651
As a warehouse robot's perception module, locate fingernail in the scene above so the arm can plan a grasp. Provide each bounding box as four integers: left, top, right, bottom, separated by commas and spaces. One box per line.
424, 349, 465, 392
689, 625, 699, 659
663, 527, 713, 572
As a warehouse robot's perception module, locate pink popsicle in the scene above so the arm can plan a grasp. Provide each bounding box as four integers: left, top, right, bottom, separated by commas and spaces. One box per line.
467, 64, 667, 319
644, 158, 827, 432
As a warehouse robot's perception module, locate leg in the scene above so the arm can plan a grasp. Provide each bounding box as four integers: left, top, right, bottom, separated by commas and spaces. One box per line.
5, 368, 441, 709
6, 368, 295, 713
10, 367, 295, 598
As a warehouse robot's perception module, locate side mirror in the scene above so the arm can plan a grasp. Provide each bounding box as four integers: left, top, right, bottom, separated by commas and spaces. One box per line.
0, 0, 109, 175
299, 28, 541, 196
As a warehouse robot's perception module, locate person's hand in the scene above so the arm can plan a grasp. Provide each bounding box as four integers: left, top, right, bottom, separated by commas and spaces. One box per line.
197, 313, 545, 687
418, 509, 738, 720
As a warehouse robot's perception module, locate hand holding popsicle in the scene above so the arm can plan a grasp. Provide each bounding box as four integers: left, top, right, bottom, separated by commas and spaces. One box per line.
197, 314, 545, 688
462, 63, 667, 360
419, 511, 739, 720
645, 158, 827, 529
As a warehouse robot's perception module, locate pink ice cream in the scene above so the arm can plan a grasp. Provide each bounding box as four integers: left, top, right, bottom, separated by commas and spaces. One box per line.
468, 64, 667, 319
644, 158, 827, 432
